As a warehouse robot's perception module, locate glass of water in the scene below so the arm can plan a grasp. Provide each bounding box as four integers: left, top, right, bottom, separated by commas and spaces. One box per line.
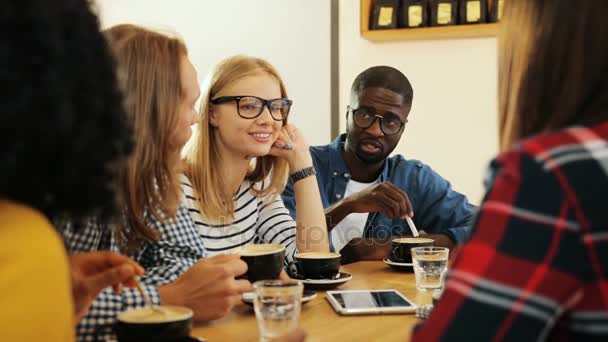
253, 279, 303, 342
411, 247, 450, 292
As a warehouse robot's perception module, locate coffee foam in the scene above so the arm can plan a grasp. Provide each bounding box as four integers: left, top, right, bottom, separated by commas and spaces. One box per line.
296, 252, 341, 259
239, 243, 285, 256
118, 306, 192, 324
392, 237, 434, 244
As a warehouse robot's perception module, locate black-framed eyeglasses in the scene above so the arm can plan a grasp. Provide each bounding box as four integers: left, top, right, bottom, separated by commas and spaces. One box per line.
348, 106, 406, 135
211, 95, 292, 121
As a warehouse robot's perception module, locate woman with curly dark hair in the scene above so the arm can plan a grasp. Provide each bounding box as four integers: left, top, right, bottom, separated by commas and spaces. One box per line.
0, 0, 144, 340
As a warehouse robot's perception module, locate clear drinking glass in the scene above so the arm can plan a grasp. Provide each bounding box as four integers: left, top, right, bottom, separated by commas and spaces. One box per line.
253, 280, 303, 342
411, 247, 450, 292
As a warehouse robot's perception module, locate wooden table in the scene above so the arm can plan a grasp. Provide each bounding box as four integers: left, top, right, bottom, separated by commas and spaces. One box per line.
191, 261, 431, 341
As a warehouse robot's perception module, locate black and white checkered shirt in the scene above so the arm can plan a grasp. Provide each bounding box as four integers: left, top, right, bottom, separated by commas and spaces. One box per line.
59, 195, 206, 341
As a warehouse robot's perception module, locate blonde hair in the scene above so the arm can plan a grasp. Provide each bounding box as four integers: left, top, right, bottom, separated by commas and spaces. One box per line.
104, 24, 188, 248
185, 55, 290, 220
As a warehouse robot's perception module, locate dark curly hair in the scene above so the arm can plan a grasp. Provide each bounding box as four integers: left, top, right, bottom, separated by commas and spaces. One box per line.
350, 66, 414, 111
0, 0, 132, 219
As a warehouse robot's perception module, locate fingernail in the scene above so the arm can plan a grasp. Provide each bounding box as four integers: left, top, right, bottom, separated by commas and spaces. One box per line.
274, 142, 285, 148
118, 264, 134, 277
284, 143, 294, 150
136, 265, 145, 274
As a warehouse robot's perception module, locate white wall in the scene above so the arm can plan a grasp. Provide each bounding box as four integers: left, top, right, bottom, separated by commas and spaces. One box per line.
94, 0, 331, 146
94, 0, 498, 203
339, 0, 498, 203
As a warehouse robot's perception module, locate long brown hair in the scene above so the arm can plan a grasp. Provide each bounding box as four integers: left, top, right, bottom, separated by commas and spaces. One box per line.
104, 24, 187, 249
498, 0, 608, 150
185, 55, 290, 220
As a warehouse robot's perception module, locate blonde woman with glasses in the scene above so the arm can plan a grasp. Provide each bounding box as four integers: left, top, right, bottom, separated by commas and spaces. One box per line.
184, 55, 329, 259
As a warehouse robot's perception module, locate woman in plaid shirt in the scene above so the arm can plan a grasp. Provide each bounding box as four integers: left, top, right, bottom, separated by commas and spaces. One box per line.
59, 25, 252, 341
412, 0, 608, 340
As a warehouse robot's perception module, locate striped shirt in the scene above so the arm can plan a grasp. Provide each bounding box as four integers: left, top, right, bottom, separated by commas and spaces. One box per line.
412, 123, 608, 341
182, 175, 297, 260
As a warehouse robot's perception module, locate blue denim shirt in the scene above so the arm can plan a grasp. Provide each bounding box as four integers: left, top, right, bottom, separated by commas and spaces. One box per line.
281, 134, 476, 251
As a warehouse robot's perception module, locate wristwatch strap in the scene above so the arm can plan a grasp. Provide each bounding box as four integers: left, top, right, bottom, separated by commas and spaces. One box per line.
290, 166, 316, 183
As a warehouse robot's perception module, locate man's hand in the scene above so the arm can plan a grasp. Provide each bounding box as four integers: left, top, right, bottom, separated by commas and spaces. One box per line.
69, 252, 144, 323
269, 124, 313, 172
345, 181, 413, 218
159, 254, 252, 321
326, 181, 414, 230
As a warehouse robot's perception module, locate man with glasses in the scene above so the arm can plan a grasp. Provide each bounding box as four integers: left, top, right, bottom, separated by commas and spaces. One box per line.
282, 66, 475, 262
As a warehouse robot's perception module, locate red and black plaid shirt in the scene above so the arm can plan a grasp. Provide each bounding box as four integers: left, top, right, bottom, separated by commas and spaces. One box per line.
413, 122, 608, 341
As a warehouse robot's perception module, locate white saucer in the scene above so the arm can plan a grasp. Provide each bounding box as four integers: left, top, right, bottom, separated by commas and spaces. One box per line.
242, 290, 317, 305
297, 272, 352, 290
383, 258, 412, 267
301, 272, 352, 284
383, 258, 414, 271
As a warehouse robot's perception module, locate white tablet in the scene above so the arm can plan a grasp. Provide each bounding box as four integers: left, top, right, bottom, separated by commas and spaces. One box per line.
326, 289, 417, 315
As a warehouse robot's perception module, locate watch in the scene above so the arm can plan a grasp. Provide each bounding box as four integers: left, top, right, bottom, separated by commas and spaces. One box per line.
290, 166, 317, 183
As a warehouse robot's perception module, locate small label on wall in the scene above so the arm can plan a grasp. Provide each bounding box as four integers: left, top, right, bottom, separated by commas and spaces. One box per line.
408, 5, 423, 27
467, 1, 481, 22
378, 7, 394, 26
437, 3, 452, 24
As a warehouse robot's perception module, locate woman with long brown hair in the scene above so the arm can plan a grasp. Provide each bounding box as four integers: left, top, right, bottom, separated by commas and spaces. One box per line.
412, 0, 608, 340
183, 55, 329, 258
59, 25, 250, 340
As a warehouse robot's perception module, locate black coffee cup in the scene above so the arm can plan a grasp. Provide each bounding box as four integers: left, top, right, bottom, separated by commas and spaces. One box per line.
287, 252, 341, 280
115, 305, 193, 342
390, 237, 434, 263
238, 243, 286, 282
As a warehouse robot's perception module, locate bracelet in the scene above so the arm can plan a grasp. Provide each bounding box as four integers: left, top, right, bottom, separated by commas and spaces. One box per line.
290, 166, 316, 183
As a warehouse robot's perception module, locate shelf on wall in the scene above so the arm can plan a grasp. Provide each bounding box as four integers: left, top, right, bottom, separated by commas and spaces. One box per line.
361, 0, 499, 42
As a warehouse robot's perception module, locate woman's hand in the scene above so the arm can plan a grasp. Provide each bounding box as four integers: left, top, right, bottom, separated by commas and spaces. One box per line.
270, 124, 330, 253
69, 252, 144, 323
269, 124, 313, 172
158, 254, 251, 321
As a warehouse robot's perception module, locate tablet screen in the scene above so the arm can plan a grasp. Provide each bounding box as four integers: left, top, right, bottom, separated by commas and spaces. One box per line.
329, 290, 414, 309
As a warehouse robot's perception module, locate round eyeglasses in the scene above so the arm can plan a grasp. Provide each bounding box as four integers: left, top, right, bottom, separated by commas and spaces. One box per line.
349, 106, 406, 135
211, 95, 292, 121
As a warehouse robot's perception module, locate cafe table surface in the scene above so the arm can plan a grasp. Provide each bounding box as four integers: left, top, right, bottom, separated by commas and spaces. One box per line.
191, 261, 432, 342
